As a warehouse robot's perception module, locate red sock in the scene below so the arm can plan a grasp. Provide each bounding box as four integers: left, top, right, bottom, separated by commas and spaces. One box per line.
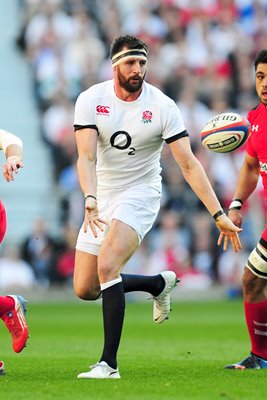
0, 296, 15, 317
244, 300, 267, 360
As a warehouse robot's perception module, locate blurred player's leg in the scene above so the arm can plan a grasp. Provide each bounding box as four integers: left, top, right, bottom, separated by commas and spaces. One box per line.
0, 361, 5, 376
0, 295, 29, 353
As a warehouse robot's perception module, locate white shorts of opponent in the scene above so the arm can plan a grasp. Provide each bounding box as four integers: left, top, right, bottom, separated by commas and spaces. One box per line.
246, 240, 267, 279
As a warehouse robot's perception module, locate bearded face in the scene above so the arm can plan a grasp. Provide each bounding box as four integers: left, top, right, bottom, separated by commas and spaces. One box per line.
116, 65, 146, 93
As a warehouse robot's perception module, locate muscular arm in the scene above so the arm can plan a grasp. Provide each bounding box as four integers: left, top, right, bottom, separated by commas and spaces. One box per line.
75, 128, 107, 236
169, 137, 242, 252
75, 128, 98, 197
168, 137, 222, 216
232, 153, 260, 202
226, 153, 259, 229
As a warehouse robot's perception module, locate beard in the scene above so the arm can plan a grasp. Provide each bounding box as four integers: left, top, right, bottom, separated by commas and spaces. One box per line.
117, 68, 145, 93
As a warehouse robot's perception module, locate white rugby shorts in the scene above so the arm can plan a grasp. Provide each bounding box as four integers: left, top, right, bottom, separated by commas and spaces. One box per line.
76, 185, 161, 255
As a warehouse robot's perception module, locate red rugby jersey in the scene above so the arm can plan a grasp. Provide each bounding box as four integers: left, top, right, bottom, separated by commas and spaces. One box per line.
246, 103, 267, 197
0, 200, 7, 244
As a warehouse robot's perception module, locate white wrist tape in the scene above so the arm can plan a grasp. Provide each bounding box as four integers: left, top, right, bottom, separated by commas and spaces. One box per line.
229, 199, 243, 210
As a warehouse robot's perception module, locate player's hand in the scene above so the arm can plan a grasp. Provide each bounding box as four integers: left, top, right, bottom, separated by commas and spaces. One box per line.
218, 209, 243, 252
2, 156, 23, 182
227, 208, 243, 228
83, 197, 108, 237
216, 213, 242, 252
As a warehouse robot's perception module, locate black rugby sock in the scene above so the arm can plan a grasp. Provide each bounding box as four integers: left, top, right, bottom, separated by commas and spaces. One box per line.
99, 281, 125, 369
121, 273, 165, 297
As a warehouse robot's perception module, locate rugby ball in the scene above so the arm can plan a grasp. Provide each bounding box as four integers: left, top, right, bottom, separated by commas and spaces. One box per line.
200, 112, 251, 153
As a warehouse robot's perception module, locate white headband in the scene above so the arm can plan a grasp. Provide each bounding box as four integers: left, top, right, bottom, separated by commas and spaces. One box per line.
112, 48, 147, 67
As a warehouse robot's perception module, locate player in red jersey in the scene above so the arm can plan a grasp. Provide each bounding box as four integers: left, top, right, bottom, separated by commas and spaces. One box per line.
0, 129, 29, 375
223, 49, 267, 369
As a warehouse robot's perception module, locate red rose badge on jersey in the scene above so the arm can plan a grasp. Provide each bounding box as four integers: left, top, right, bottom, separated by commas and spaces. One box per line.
142, 110, 153, 123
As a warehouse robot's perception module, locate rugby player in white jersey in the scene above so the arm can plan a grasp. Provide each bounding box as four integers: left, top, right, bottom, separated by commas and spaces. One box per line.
73, 35, 242, 379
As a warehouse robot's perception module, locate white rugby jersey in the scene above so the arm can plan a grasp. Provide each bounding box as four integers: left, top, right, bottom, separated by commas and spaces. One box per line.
74, 80, 188, 191
0, 129, 23, 154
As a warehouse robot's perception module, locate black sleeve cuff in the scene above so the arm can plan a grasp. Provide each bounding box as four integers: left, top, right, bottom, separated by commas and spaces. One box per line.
74, 124, 99, 134
165, 130, 189, 144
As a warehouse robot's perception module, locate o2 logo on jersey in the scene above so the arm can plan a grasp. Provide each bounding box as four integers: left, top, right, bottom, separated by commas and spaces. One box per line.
110, 131, 136, 155
96, 105, 110, 115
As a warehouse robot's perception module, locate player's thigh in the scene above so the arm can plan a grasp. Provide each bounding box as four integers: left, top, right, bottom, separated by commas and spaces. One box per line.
243, 237, 267, 301
98, 219, 139, 281
243, 268, 267, 302
74, 249, 100, 299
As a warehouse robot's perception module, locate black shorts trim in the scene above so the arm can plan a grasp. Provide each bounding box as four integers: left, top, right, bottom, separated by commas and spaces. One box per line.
247, 260, 267, 278
260, 237, 267, 250
256, 245, 267, 263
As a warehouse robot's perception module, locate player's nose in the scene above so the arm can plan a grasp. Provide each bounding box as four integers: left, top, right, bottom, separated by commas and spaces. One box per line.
132, 61, 142, 73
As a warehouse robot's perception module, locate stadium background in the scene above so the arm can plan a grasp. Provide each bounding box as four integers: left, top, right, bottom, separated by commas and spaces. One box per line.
0, 0, 266, 300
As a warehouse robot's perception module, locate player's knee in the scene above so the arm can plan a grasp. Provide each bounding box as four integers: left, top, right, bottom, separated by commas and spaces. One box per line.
74, 284, 101, 301
97, 259, 116, 283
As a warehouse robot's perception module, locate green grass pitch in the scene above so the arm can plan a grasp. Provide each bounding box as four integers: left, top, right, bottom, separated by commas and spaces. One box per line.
0, 298, 266, 399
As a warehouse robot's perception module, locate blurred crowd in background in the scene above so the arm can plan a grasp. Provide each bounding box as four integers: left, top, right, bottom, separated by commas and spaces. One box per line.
1, 0, 266, 297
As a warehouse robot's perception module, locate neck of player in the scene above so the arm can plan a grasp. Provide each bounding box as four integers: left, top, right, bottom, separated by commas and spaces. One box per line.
114, 83, 143, 102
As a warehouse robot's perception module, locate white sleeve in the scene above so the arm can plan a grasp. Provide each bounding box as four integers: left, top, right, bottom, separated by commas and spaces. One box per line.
74, 91, 96, 128
0, 129, 23, 154
161, 100, 187, 141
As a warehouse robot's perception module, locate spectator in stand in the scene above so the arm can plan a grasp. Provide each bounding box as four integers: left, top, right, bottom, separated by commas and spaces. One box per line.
54, 224, 77, 285
0, 244, 36, 290
21, 217, 57, 287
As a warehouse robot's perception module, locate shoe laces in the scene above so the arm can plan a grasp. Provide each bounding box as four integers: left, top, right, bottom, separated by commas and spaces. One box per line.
89, 363, 101, 369
241, 354, 261, 368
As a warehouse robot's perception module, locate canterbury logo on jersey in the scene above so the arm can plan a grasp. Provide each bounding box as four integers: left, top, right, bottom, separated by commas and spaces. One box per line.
96, 105, 110, 115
